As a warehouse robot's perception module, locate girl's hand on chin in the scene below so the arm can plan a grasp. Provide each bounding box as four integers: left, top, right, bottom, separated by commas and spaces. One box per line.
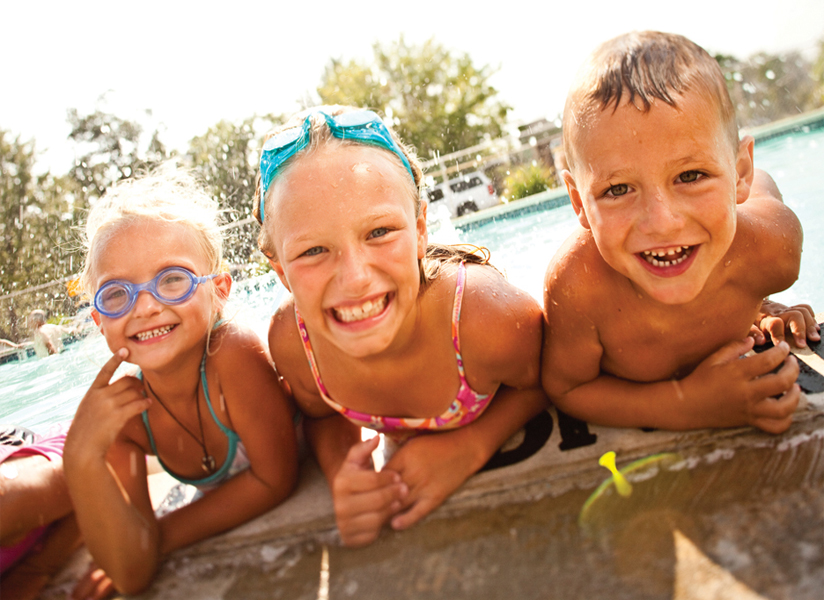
65, 349, 151, 463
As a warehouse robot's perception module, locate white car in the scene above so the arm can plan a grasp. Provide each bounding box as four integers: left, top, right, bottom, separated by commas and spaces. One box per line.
424, 172, 500, 218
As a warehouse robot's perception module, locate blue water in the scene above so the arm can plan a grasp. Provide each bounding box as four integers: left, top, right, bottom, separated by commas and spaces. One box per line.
2, 124, 822, 433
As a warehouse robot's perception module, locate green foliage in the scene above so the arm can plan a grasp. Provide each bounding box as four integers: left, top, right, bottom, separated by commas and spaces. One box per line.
0, 131, 82, 340
716, 49, 822, 127
504, 163, 555, 201
318, 37, 511, 157
67, 108, 172, 208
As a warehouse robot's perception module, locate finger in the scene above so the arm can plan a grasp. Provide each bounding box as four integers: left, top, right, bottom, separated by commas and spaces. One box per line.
342, 437, 381, 472
337, 485, 406, 524
707, 337, 755, 366
751, 378, 800, 419
391, 495, 439, 531
71, 566, 106, 600
764, 317, 786, 346
738, 341, 790, 379
748, 354, 799, 400
90, 349, 129, 389
784, 311, 809, 347
748, 324, 766, 346
334, 468, 402, 495
90, 573, 116, 600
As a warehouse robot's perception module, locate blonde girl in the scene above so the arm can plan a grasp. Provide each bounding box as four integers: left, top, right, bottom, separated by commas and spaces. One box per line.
63, 170, 298, 595
255, 107, 546, 547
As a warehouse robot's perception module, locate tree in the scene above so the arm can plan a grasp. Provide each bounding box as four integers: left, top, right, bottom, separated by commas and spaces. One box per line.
187, 114, 283, 265
716, 50, 820, 128
67, 108, 172, 209
317, 37, 511, 158
0, 131, 81, 340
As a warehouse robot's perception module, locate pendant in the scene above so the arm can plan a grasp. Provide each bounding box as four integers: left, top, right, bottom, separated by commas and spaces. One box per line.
202, 455, 217, 474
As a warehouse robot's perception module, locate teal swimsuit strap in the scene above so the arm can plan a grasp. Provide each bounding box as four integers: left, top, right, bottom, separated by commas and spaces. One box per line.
139, 351, 240, 487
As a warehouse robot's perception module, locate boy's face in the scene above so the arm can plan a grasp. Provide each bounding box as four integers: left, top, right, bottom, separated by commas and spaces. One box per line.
564, 90, 753, 305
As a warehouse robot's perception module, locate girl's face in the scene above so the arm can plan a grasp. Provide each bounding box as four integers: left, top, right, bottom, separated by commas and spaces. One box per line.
91, 220, 230, 371
268, 144, 427, 359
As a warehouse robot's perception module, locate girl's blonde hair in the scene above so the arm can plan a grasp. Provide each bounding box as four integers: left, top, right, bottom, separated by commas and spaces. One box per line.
80, 168, 223, 297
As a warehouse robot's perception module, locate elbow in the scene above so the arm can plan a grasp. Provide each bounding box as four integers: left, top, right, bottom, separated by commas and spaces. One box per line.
110, 561, 159, 596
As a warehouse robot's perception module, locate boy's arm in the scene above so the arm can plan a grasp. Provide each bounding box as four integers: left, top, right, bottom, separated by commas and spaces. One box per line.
543, 265, 801, 433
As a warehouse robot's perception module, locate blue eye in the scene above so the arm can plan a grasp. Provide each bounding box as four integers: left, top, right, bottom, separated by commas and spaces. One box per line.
303, 246, 324, 257
370, 227, 389, 239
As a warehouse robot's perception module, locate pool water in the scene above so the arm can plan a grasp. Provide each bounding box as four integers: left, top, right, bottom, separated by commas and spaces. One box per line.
1, 123, 823, 433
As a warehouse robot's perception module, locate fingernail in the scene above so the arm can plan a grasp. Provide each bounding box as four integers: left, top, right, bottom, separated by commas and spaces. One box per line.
779, 341, 789, 350
399, 483, 409, 496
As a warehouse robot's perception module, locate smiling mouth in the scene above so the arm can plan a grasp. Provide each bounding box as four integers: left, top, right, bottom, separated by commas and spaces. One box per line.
640, 245, 695, 268
333, 294, 388, 323
133, 325, 175, 341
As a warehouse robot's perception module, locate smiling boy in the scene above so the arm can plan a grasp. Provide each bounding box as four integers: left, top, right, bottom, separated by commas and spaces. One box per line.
542, 31, 819, 433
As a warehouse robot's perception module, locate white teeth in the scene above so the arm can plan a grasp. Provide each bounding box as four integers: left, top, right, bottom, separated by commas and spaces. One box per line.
135, 325, 173, 341
334, 295, 387, 323
642, 246, 692, 268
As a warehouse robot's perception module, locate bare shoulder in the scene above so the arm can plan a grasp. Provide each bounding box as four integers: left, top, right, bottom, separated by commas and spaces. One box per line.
544, 228, 613, 321
735, 170, 802, 294
459, 262, 543, 388
267, 296, 330, 418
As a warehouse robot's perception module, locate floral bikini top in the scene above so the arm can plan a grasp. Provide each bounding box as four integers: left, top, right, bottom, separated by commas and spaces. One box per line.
295, 261, 496, 442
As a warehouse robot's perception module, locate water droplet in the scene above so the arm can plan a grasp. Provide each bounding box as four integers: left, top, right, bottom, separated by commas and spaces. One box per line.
724, 260, 732, 267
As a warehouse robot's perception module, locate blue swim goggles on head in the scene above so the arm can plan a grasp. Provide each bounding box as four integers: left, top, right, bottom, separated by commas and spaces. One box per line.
258, 110, 414, 221
93, 267, 218, 319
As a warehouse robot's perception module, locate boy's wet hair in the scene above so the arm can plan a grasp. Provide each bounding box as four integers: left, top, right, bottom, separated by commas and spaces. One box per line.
254, 105, 491, 286
80, 167, 223, 297
563, 31, 738, 170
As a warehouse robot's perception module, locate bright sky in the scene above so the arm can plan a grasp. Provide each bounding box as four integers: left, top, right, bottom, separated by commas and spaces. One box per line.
4, 0, 823, 173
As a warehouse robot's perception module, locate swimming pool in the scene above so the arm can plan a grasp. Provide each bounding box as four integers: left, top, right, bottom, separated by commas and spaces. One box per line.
2, 122, 822, 433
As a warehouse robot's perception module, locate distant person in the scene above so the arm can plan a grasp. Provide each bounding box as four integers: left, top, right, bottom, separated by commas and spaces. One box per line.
0, 339, 22, 350
255, 106, 546, 547
542, 31, 819, 433
28, 310, 68, 357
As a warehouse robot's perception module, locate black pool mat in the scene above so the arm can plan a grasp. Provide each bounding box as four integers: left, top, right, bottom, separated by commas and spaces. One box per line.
753, 325, 824, 394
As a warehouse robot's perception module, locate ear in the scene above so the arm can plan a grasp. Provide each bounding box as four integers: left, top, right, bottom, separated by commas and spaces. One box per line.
213, 272, 232, 304
734, 135, 755, 205
416, 201, 429, 260
91, 309, 101, 327
563, 169, 591, 229
268, 257, 291, 292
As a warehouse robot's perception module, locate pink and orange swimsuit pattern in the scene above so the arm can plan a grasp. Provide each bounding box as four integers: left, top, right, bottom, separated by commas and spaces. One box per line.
296, 262, 495, 441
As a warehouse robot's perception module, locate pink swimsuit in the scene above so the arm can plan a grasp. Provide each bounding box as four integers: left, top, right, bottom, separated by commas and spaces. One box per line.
296, 262, 496, 441
0, 423, 68, 574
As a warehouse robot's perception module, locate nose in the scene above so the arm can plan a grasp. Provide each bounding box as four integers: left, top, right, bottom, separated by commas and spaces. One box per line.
131, 290, 164, 317
637, 188, 685, 237
336, 246, 371, 296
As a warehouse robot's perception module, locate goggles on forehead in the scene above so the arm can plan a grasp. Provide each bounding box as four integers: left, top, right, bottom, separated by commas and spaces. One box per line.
258, 110, 414, 222
93, 267, 218, 319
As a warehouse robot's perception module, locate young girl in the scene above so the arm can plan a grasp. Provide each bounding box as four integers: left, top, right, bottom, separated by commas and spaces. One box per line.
255, 107, 547, 547
63, 171, 299, 595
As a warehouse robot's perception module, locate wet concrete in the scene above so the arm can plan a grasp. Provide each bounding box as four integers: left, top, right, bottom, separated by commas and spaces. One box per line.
41, 361, 824, 599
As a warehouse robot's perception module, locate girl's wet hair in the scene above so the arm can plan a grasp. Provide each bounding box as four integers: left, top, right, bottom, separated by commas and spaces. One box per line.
254, 105, 424, 260
80, 167, 223, 297
563, 31, 739, 170
254, 105, 497, 287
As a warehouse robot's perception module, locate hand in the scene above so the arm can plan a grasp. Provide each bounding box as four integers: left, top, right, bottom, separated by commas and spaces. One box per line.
332, 436, 407, 547
384, 430, 482, 531
71, 563, 116, 600
685, 337, 800, 434
64, 349, 151, 464
756, 300, 820, 348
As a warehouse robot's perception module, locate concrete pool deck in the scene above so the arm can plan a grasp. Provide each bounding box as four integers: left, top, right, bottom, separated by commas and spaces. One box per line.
40, 334, 824, 600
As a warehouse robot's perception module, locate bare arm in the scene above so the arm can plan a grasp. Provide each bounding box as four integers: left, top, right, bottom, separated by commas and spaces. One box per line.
63, 351, 158, 595
156, 329, 299, 554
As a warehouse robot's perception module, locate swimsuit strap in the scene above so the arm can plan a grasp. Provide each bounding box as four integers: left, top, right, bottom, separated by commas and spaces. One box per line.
139, 349, 239, 487
451, 261, 470, 383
